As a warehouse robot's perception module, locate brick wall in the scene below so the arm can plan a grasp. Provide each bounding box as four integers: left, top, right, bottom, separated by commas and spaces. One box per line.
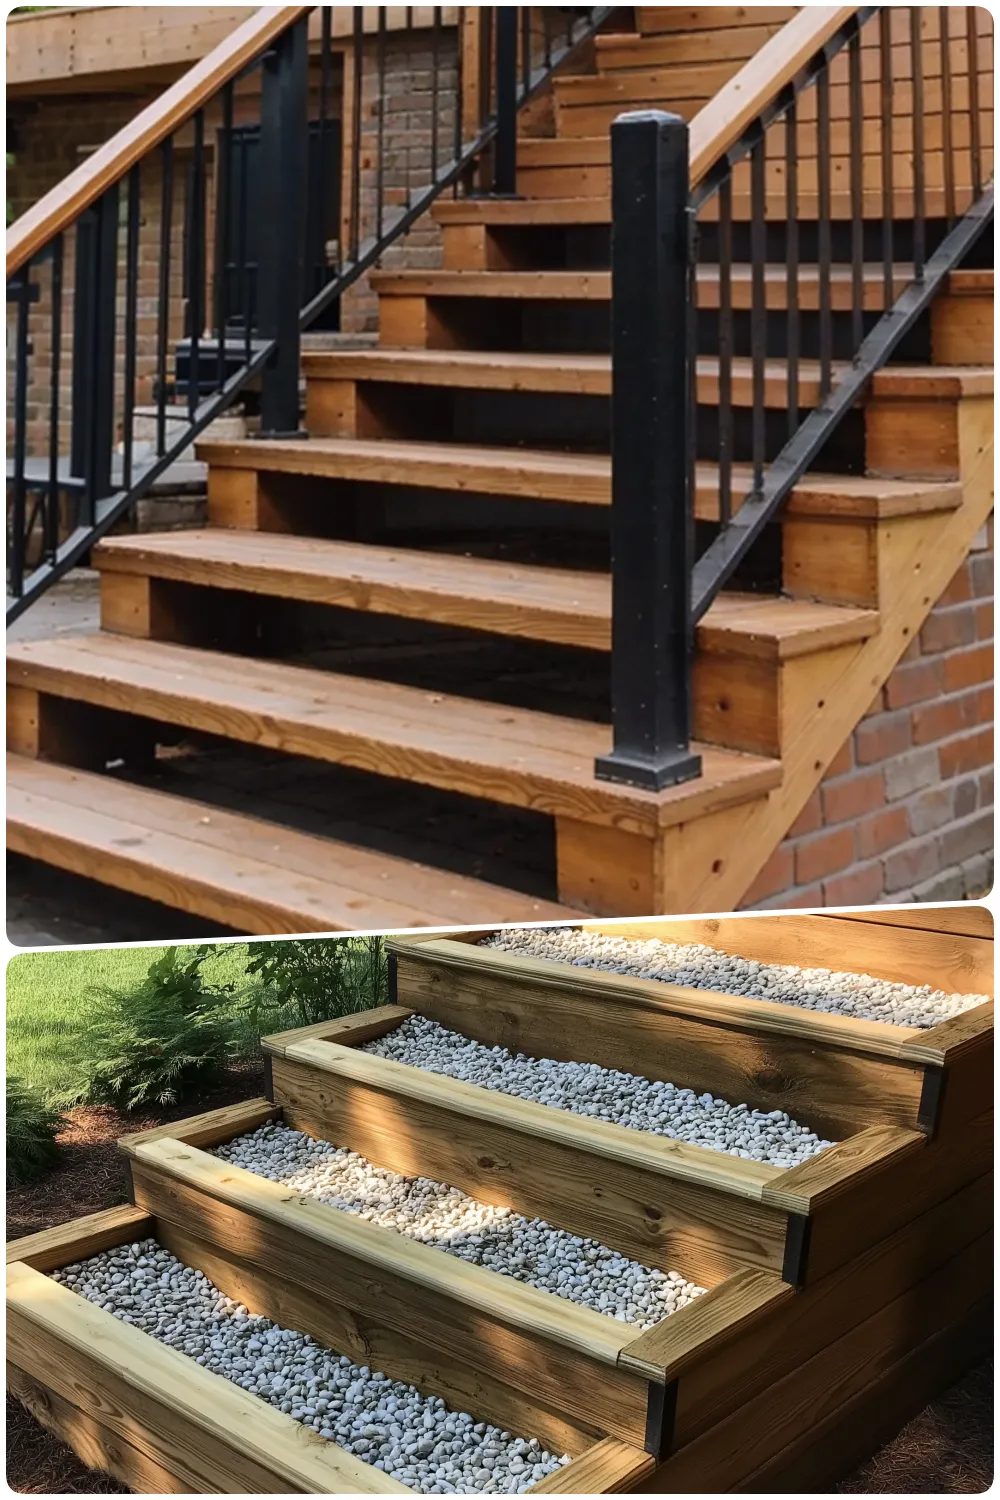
745, 520, 995, 909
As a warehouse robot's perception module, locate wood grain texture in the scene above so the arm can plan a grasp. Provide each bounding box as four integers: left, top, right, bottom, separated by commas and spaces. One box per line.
118, 1098, 280, 1158
618, 1267, 793, 1383
391, 946, 926, 1140
761, 1125, 927, 1214
6, 1205, 153, 1272
262, 1005, 414, 1059
155, 1220, 597, 1461
669, 1170, 992, 1445
822, 906, 993, 938
7, 636, 781, 839
7, 754, 577, 931
131, 1143, 649, 1445
529, 1438, 656, 1493
269, 1051, 789, 1286
6, 1261, 407, 1493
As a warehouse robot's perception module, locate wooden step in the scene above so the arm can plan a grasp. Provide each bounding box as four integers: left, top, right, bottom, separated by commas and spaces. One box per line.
369, 266, 920, 313
94, 530, 879, 661
302, 348, 854, 409
594, 22, 787, 72
194, 435, 962, 524
6, 754, 580, 932
388, 926, 993, 1143
7, 634, 782, 838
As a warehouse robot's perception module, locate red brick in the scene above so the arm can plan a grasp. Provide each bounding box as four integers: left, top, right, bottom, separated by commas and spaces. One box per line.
920, 605, 977, 654
937, 811, 994, 868
944, 642, 994, 692
884, 657, 946, 708
787, 790, 822, 839
825, 739, 854, 778
823, 860, 886, 907
883, 838, 941, 893
758, 884, 826, 910
970, 553, 993, 595
953, 776, 980, 820
975, 600, 994, 639
911, 688, 986, 747
936, 560, 973, 607
907, 785, 955, 836
854, 710, 912, 765
742, 845, 794, 906
857, 805, 911, 858
940, 728, 993, 778
979, 768, 994, 807
821, 767, 885, 826
795, 825, 856, 885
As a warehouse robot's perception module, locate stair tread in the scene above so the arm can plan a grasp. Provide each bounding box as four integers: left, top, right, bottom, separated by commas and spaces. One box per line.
6, 754, 580, 930
433, 197, 613, 226
7, 634, 782, 834
94, 530, 880, 660
196, 434, 963, 519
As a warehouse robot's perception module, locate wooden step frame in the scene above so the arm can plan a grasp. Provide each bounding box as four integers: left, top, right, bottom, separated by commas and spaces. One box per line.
6, 1202, 653, 1495
385, 912, 994, 1144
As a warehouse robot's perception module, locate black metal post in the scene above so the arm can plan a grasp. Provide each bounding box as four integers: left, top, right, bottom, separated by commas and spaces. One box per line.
493, 8, 519, 195
595, 111, 702, 792
70, 185, 119, 522
257, 16, 309, 437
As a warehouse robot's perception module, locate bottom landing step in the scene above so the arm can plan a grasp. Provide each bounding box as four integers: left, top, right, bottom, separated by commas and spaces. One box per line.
6, 755, 580, 934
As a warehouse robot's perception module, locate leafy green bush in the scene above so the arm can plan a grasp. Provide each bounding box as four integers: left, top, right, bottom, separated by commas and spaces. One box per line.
79, 947, 233, 1111
6, 1077, 62, 1186
240, 936, 388, 1044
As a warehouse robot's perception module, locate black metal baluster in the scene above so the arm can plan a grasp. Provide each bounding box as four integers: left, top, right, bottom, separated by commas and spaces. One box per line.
376, 6, 387, 240
542, 5, 552, 68
911, 10, 926, 277
940, 8, 956, 227
238, 128, 252, 362
46, 236, 64, 564
494, 7, 519, 194
71, 186, 119, 520
879, 8, 894, 310
750, 133, 766, 498
817, 66, 832, 397
520, 7, 531, 95
848, 28, 864, 350
351, 8, 364, 259
967, 7, 982, 197
156, 137, 174, 457
319, 7, 334, 277
10, 264, 31, 599
785, 97, 799, 439
215, 81, 233, 390
717, 174, 733, 527
595, 110, 701, 792
122, 165, 140, 489
454, 4, 465, 171
186, 109, 206, 420
430, 6, 441, 181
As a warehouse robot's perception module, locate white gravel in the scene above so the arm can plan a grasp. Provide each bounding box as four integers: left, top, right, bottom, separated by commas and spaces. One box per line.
52, 1241, 571, 1493
363, 1014, 834, 1165
481, 927, 989, 1030
217, 1121, 705, 1329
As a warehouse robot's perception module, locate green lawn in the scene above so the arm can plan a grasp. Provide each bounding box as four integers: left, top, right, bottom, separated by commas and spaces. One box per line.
6, 943, 254, 1104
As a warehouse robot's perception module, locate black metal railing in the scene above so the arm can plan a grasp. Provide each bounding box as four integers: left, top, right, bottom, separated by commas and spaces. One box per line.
599, 5, 994, 789
7, 5, 608, 620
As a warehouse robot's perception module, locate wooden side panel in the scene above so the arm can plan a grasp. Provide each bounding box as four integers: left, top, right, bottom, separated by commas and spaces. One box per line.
269, 1056, 789, 1286
156, 1220, 597, 1461
6, 1204, 153, 1271
130, 1157, 650, 1448
669, 1170, 992, 1445
393, 953, 926, 1141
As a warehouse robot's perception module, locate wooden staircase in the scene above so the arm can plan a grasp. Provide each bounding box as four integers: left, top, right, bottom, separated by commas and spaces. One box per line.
7, 6, 995, 931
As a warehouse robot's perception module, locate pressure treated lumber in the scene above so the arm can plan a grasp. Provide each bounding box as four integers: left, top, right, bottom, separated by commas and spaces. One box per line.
6, 1260, 407, 1493
130, 1137, 653, 1446
7, 755, 579, 931
267, 1039, 793, 1286
94, 531, 879, 660
6, 1205, 154, 1272
387, 938, 928, 1140
7, 636, 782, 838
529, 1439, 656, 1493
118, 1098, 280, 1157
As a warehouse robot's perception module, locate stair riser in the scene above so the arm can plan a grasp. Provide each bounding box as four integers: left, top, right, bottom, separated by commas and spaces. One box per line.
931, 287, 994, 364
7, 1213, 643, 1494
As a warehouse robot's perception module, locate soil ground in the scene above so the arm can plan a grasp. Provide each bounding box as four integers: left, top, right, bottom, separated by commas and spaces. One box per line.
5, 1059, 993, 1494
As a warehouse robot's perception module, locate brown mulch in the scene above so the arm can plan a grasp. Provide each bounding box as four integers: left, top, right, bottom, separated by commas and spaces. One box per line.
6, 1068, 994, 1493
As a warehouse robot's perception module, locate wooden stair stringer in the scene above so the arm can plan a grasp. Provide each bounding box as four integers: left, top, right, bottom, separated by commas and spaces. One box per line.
673, 396, 994, 917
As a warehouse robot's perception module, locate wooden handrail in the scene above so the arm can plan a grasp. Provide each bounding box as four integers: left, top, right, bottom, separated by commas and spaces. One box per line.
688, 4, 864, 187
6, 4, 312, 279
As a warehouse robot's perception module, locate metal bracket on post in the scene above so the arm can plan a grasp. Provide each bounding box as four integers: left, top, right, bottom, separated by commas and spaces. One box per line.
491, 8, 521, 196
256, 18, 309, 439
595, 110, 702, 792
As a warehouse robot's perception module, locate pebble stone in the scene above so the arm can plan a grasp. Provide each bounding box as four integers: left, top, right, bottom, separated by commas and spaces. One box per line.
364, 1015, 834, 1166
52, 1242, 571, 1494
217, 1122, 705, 1330
481, 928, 989, 1031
